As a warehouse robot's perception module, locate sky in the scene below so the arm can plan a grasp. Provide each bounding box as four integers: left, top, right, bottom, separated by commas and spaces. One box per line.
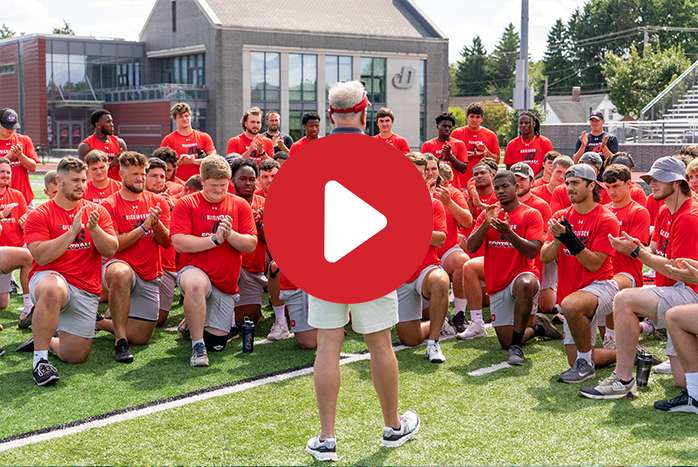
3, 0, 588, 63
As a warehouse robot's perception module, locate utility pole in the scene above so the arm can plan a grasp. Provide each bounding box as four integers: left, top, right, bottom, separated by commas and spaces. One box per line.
513, 0, 533, 111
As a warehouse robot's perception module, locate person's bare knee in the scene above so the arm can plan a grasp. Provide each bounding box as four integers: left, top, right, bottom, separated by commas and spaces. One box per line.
0, 292, 9, 309
396, 321, 424, 347
295, 329, 317, 349
55, 332, 92, 363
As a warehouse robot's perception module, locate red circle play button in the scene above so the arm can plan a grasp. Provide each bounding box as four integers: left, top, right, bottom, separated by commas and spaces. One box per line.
264, 133, 433, 304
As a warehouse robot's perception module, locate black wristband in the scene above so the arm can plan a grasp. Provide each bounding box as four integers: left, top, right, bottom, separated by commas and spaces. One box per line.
630, 245, 641, 258
212, 235, 220, 246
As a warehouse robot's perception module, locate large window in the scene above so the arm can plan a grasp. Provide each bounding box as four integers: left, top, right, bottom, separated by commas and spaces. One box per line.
325, 55, 352, 95
360, 57, 386, 104
160, 53, 205, 85
289, 54, 317, 102
250, 52, 279, 101
420, 59, 426, 144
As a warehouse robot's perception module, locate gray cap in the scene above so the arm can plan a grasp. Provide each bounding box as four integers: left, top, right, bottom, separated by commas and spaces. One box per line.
579, 151, 603, 171
640, 156, 687, 184
565, 164, 597, 182
0, 108, 20, 130
510, 162, 534, 179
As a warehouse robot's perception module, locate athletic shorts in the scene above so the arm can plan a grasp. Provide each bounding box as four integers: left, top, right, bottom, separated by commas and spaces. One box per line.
278, 288, 314, 333
615, 272, 637, 288
237, 268, 268, 307
29, 270, 98, 339
308, 291, 398, 335
440, 244, 464, 266
651, 282, 698, 357
103, 259, 161, 322
0, 247, 11, 294
177, 265, 239, 333
562, 279, 618, 346
490, 271, 539, 327
397, 265, 441, 323
541, 260, 558, 291
159, 270, 177, 313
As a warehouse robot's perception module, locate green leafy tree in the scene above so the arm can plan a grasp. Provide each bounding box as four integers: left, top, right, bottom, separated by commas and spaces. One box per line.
1, 23, 15, 39
481, 101, 510, 148
542, 19, 574, 94
448, 63, 458, 98
53, 20, 75, 35
454, 36, 488, 96
484, 23, 519, 104
503, 105, 548, 145
448, 106, 466, 128
603, 43, 691, 118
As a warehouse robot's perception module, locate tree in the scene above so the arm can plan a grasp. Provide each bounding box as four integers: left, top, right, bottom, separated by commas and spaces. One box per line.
484, 23, 519, 104
448, 63, 458, 98
454, 36, 488, 96
503, 105, 548, 144
481, 101, 510, 148
603, 43, 691, 118
1, 23, 16, 39
448, 106, 466, 128
542, 19, 574, 94
53, 20, 75, 35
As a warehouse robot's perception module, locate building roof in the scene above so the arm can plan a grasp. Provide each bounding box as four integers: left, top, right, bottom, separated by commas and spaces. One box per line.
545, 94, 607, 123
198, 0, 447, 39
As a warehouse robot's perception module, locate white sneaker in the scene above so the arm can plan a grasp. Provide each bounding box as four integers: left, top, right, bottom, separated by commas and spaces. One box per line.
440, 317, 456, 339
602, 333, 616, 350
306, 436, 337, 461
382, 410, 420, 447
267, 320, 291, 341
457, 320, 486, 340
426, 340, 445, 363
653, 360, 673, 374
644, 268, 656, 279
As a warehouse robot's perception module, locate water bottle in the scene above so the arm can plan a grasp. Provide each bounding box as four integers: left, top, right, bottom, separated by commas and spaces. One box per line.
242, 317, 255, 353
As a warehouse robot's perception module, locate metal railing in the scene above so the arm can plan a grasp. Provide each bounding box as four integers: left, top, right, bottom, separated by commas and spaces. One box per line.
47, 83, 208, 104
640, 58, 698, 121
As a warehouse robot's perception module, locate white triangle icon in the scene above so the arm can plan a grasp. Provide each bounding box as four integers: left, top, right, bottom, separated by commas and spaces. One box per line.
324, 180, 387, 263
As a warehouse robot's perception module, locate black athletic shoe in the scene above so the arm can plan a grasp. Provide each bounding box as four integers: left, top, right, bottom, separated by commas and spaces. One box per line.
452, 312, 467, 334
534, 313, 563, 340
635, 345, 662, 366
18, 306, 34, 329
15, 336, 34, 352
9, 276, 18, 295
654, 390, 698, 413
114, 338, 134, 363
227, 323, 240, 341
33, 359, 59, 386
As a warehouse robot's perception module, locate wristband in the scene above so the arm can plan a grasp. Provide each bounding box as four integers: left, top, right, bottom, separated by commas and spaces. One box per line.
630, 245, 641, 258
140, 224, 148, 234
212, 235, 220, 246
556, 217, 586, 256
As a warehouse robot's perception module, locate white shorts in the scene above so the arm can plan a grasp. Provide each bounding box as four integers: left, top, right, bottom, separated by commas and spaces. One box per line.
397, 265, 441, 323
308, 291, 398, 335
490, 272, 539, 327
562, 279, 619, 346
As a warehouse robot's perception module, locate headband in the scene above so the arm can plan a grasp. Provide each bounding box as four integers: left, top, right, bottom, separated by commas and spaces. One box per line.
329, 95, 371, 114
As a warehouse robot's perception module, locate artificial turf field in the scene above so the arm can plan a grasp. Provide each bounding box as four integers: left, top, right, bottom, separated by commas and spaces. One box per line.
0, 176, 696, 465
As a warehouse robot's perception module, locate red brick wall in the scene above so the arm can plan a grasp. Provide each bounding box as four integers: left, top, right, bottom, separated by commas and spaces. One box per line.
104, 101, 172, 149
22, 39, 47, 146
0, 42, 20, 121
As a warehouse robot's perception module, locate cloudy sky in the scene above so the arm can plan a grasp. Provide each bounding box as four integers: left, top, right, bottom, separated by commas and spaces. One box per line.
3, 0, 588, 63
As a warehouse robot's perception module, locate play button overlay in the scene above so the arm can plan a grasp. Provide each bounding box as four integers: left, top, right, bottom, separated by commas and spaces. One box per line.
324, 180, 387, 263
264, 133, 433, 304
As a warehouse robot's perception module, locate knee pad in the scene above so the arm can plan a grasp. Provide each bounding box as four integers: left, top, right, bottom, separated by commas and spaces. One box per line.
203, 330, 228, 352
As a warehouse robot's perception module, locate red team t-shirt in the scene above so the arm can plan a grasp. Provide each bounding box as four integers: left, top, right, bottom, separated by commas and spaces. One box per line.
84, 179, 122, 204
420, 138, 468, 189
25, 199, 115, 295
531, 183, 554, 205
0, 187, 28, 247
504, 136, 554, 178
522, 193, 552, 279
227, 134, 275, 165
0, 133, 40, 203
547, 204, 619, 302
450, 126, 500, 187
374, 133, 410, 155
652, 197, 698, 294
241, 194, 267, 273
101, 191, 171, 281
550, 184, 572, 214
435, 186, 468, 259
160, 130, 216, 183
170, 192, 256, 295
531, 178, 547, 189
80, 134, 123, 181
475, 203, 544, 295
289, 137, 315, 156
607, 200, 650, 287
406, 198, 447, 283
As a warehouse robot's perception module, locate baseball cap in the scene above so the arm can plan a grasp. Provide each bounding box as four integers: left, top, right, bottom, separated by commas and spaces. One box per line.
608, 153, 633, 169
640, 156, 687, 184
0, 108, 20, 130
579, 152, 603, 171
510, 162, 534, 179
565, 164, 597, 182
589, 110, 604, 121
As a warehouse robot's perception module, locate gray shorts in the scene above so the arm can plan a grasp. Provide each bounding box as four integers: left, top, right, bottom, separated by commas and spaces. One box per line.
159, 270, 177, 313
308, 291, 398, 335
29, 270, 98, 339
490, 272, 539, 327
0, 272, 11, 294
615, 272, 637, 288
440, 244, 464, 266
563, 279, 619, 346
103, 259, 161, 322
541, 260, 557, 291
397, 265, 441, 323
177, 265, 239, 333
651, 282, 698, 357
237, 268, 268, 307
278, 288, 314, 333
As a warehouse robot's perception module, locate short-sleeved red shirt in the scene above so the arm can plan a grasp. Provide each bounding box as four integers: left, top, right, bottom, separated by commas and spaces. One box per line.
607, 200, 650, 287
241, 194, 267, 273
101, 190, 170, 281
406, 198, 447, 283
227, 134, 275, 165
0, 133, 39, 203
84, 179, 122, 204
531, 183, 554, 205
522, 193, 552, 277
652, 197, 698, 294
476, 203, 544, 295
81, 134, 123, 181
435, 186, 468, 258
504, 136, 554, 177
531, 178, 547, 189
25, 199, 115, 295
547, 204, 619, 301
374, 133, 410, 154
450, 126, 500, 187
170, 192, 255, 295
421, 138, 468, 189
628, 181, 648, 207
646, 195, 663, 226
550, 184, 572, 214
161, 130, 216, 182
0, 187, 28, 247
166, 181, 184, 196
289, 137, 316, 156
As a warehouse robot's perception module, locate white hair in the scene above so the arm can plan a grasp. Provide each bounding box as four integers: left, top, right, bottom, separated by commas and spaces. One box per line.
328, 80, 365, 113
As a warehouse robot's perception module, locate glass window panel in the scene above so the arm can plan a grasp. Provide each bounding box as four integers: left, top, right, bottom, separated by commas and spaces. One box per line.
289, 53, 302, 100
52, 57, 70, 92
86, 55, 102, 90
197, 54, 203, 67
173, 57, 180, 84
339, 56, 352, 81
250, 52, 264, 100
360, 57, 373, 94
420, 60, 426, 105
325, 56, 338, 90
288, 110, 302, 142
266, 52, 279, 93
303, 54, 316, 101
134, 59, 141, 86
102, 58, 116, 88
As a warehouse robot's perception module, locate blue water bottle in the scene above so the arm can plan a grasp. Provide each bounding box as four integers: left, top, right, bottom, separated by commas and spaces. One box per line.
242, 317, 255, 353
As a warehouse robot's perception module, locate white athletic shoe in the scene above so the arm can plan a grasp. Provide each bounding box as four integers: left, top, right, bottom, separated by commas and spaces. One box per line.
306, 436, 337, 461
653, 360, 673, 374
644, 268, 656, 279
440, 318, 457, 339
602, 333, 616, 350
382, 410, 420, 447
457, 320, 486, 340
426, 340, 445, 363
267, 320, 291, 341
